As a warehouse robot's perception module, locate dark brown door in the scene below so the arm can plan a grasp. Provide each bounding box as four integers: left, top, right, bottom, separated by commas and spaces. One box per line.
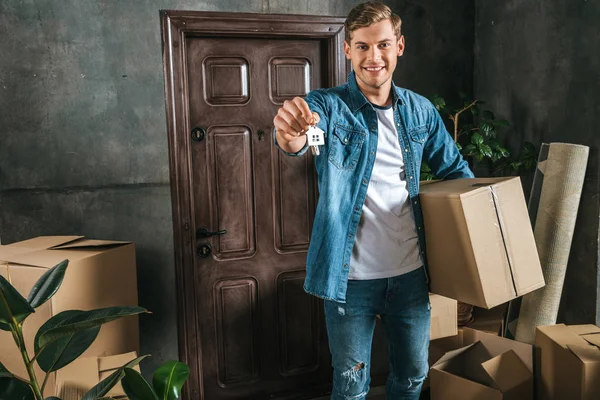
161, 12, 348, 400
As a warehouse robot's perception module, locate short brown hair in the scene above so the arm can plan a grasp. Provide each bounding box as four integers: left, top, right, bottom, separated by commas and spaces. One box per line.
344, 2, 402, 43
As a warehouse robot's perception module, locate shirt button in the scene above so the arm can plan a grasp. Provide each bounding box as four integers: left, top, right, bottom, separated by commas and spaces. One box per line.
344, 263, 349, 268
405, 149, 408, 152
409, 176, 413, 180
414, 201, 417, 205
371, 151, 374, 155
355, 206, 360, 211
363, 179, 367, 184
418, 226, 422, 230
343, 138, 348, 143
349, 234, 353, 238
397, 123, 400, 127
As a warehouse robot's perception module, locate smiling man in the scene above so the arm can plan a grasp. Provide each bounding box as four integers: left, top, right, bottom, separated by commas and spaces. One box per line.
273, 2, 473, 399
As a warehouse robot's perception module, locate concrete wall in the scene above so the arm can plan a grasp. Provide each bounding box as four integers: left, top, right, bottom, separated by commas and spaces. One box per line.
475, 0, 600, 324
0, 0, 474, 377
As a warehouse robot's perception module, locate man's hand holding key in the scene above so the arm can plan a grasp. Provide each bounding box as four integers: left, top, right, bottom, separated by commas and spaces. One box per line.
274, 97, 321, 154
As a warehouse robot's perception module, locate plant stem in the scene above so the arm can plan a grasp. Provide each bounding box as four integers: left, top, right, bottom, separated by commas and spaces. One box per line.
14, 323, 44, 400
449, 100, 478, 143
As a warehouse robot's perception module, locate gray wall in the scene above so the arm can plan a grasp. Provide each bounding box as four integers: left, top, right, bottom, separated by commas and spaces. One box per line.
0, 0, 474, 377
475, 0, 600, 324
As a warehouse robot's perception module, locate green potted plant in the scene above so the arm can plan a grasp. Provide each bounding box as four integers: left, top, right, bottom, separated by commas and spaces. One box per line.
0, 260, 189, 400
421, 94, 537, 180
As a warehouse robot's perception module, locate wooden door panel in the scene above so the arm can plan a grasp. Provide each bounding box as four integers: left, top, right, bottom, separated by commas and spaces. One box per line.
206, 126, 255, 259
162, 12, 348, 399
273, 148, 316, 254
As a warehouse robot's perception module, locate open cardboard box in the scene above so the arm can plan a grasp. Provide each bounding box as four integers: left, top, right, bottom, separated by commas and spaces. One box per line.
535, 324, 600, 399
430, 327, 533, 400
419, 177, 545, 308
0, 236, 139, 397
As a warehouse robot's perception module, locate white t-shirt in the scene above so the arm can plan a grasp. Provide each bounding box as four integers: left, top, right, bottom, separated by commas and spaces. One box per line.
348, 104, 423, 280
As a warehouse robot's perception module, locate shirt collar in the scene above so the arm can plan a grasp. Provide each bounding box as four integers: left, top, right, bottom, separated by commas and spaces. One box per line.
346, 71, 403, 113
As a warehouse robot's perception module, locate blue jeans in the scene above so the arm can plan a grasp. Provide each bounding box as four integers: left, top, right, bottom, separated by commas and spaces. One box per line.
324, 267, 431, 400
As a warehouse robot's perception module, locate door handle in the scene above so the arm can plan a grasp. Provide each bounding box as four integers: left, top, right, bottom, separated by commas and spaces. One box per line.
196, 227, 227, 238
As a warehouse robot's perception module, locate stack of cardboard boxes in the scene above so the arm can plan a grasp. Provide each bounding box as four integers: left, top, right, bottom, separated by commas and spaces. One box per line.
0, 236, 140, 398
421, 177, 600, 399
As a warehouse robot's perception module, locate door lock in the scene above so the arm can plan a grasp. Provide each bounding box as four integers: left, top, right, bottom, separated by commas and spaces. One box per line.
197, 243, 212, 258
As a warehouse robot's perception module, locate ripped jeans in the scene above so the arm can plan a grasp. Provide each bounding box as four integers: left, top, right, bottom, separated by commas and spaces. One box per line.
324, 267, 431, 400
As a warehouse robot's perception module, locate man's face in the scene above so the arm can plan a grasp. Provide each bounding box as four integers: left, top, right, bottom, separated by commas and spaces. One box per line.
344, 19, 404, 93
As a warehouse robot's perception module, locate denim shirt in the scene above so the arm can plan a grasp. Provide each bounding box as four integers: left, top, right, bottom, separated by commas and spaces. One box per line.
274, 72, 474, 303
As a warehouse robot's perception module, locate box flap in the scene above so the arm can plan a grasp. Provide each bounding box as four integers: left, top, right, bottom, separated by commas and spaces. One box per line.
581, 332, 600, 347
419, 177, 512, 197
7, 236, 84, 250
463, 327, 533, 372
566, 344, 600, 364
52, 239, 132, 249
433, 342, 480, 367
481, 350, 532, 392
98, 351, 138, 372
569, 324, 600, 336
537, 324, 591, 350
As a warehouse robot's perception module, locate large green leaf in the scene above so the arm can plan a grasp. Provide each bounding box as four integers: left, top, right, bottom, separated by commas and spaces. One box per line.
36, 306, 147, 349
152, 361, 189, 400
28, 260, 68, 309
0, 362, 34, 400
81, 355, 148, 400
122, 368, 159, 400
0, 275, 35, 330
34, 310, 100, 372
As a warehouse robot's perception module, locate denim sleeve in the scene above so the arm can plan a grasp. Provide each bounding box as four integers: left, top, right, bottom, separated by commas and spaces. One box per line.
273, 90, 329, 157
424, 107, 474, 179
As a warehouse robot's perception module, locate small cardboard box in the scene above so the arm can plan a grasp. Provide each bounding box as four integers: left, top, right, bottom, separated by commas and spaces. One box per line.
430, 293, 458, 340
56, 351, 139, 400
0, 236, 139, 397
419, 177, 545, 308
430, 328, 533, 400
535, 324, 600, 400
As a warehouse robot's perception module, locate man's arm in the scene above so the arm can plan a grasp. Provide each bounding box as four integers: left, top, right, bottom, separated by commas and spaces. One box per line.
424, 107, 474, 179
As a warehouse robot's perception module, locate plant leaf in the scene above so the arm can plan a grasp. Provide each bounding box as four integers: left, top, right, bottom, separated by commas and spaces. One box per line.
462, 144, 477, 155
470, 132, 484, 146
35, 310, 101, 372
429, 95, 446, 111
81, 355, 148, 400
420, 162, 431, 173
479, 144, 493, 158
152, 361, 190, 400
0, 275, 35, 329
495, 119, 510, 127
28, 260, 68, 309
479, 122, 494, 134
122, 368, 159, 400
0, 362, 34, 400
37, 306, 147, 349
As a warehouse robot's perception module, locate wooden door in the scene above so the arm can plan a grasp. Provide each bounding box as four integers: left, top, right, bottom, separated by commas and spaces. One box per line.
161, 11, 348, 400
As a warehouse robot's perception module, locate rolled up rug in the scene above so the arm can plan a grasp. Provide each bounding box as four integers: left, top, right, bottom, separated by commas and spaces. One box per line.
515, 143, 589, 343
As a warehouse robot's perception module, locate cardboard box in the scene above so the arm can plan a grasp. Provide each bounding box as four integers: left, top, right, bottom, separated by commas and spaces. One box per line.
0, 236, 139, 397
419, 177, 545, 308
535, 324, 600, 400
468, 304, 508, 335
430, 293, 458, 340
430, 327, 533, 400
56, 352, 139, 400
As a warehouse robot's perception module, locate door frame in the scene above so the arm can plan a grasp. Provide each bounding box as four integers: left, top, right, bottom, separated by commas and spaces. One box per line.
161, 10, 349, 400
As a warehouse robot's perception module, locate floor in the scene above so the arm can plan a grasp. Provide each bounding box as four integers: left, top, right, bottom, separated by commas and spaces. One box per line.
313, 386, 430, 399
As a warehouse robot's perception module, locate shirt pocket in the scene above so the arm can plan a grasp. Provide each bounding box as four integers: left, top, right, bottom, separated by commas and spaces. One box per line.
408, 125, 429, 145
328, 124, 366, 170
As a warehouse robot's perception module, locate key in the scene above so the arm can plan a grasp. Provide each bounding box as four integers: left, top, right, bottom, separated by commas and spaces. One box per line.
306, 125, 325, 156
